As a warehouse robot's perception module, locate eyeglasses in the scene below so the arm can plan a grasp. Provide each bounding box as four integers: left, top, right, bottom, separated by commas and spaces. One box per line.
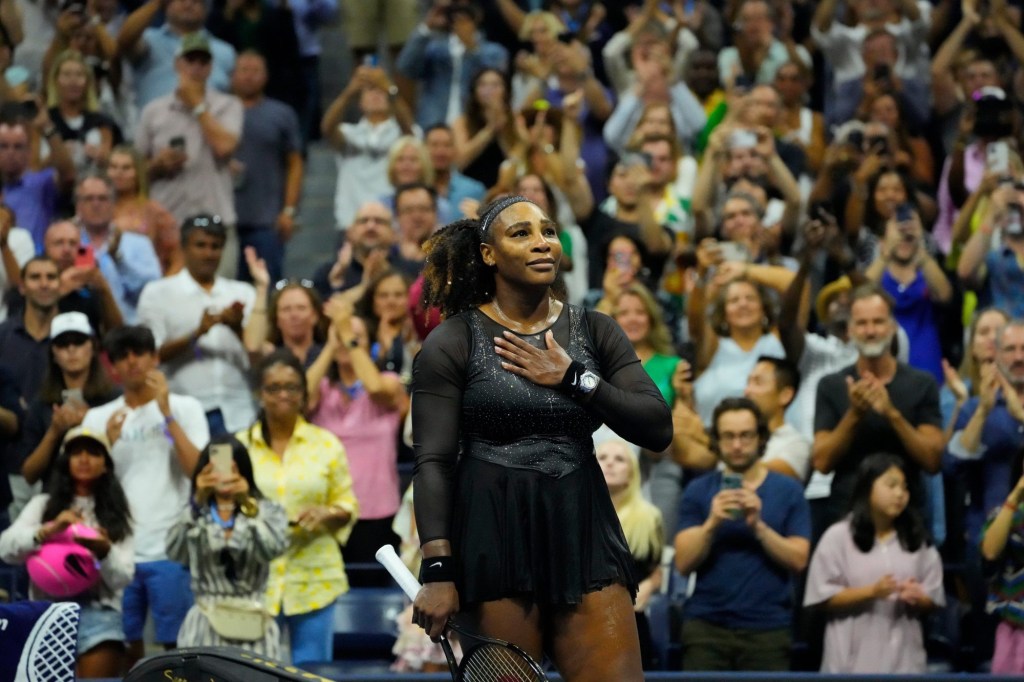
718, 431, 759, 444
262, 383, 303, 395
274, 278, 314, 292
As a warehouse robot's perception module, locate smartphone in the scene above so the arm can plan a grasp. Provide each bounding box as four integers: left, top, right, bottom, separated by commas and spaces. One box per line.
867, 135, 889, 155
729, 129, 758, 150
717, 241, 751, 263
19, 100, 38, 120
721, 473, 743, 518
621, 152, 652, 169
59, 0, 86, 13
895, 202, 914, 223
612, 251, 632, 271
61, 388, 84, 406
873, 63, 891, 82
74, 244, 95, 269
362, 54, 378, 67
210, 443, 233, 478
1006, 203, 1024, 236
733, 74, 755, 92
557, 31, 575, 44
987, 140, 1010, 174
169, 136, 186, 152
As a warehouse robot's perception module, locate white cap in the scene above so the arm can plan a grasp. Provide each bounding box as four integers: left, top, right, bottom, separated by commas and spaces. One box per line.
50, 312, 94, 340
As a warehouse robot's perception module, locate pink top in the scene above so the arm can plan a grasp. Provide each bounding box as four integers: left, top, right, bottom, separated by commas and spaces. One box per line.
311, 375, 402, 520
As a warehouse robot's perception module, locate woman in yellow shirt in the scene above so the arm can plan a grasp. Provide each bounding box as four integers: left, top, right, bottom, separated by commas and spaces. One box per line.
236, 350, 359, 666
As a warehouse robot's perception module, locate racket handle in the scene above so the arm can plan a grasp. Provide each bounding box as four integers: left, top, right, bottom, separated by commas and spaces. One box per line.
375, 544, 422, 601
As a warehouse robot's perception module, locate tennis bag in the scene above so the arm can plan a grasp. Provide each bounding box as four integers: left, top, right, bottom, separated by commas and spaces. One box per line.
124, 647, 333, 682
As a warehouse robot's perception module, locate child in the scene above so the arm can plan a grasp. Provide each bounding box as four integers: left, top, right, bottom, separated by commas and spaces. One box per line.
804, 452, 944, 673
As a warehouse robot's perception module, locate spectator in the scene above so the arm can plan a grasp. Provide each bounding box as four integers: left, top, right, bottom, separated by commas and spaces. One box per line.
717, 0, 811, 86
306, 301, 407, 566
43, 220, 124, 336
804, 452, 944, 673
686, 48, 728, 153
0, 204, 34, 322
958, 175, 1024, 318
0, 110, 76, 252
942, 307, 1010, 434
811, 283, 944, 533
81, 325, 208, 669
135, 33, 244, 278
744, 355, 811, 481
391, 183, 437, 279
845, 165, 931, 268
0, 257, 60, 515
344, 0, 417, 65
674, 397, 810, 671
230, 51, 303, 285
602, 8, 699, 98
236, 350, 358, 666
166, 437, 289, 655
864, 206, 952, 383
946, 320, 1024, 546
354, 268, 418, 379
311, 201, 395, 300
773, 61, 826, 180
509, 11, 568, 106
19, 312, 118, 489
243, 261, 327, 368
424, 123, 486, 226
116, 0, 236, 110
0, 364, 22, 525
381, 137, 434, 212
44, 50, 119, 176
395, 2, 509, 129
588, 234, 678, 339
609, 281, 684, 530
0, 426, 134, 678
287, 0, 337, 147
137, 214, 256, 436
597, 439, 663, 670
689, 247, 787, 425
321, 65, 416, 230
206, 0, 302, 118
451, 67, 518, 190
73, 174, 162, 324
582, 157, 672, 290
636, 133, 697, 243
980, 448, 1024, 675
108, 145, 182, 275
859, 92, 934, 187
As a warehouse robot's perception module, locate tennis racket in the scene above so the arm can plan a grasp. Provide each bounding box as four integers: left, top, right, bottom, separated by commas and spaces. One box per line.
375, 544, 549, 682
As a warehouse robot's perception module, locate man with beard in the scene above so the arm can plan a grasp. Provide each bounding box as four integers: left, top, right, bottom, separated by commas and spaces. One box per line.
865, 206, 952, 384
674, 397, 810, 671
811, 283, 943, 533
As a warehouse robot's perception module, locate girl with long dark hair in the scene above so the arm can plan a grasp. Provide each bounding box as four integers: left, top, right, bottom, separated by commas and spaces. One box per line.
452, 67, 518, 188
20, 313, 119, 488
804, 453, 944, 673
0, 428, 133, 678
234, 350, 358, 666
410, 197, 672, 680
166, 436, 288, 656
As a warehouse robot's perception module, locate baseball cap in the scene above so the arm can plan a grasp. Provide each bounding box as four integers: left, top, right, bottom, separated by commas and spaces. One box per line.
176, 32, 212, 58
50, 312, 93, 342
61, 426, 111, 456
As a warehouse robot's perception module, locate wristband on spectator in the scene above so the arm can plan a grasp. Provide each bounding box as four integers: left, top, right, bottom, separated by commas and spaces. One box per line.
419, 555, 456, 583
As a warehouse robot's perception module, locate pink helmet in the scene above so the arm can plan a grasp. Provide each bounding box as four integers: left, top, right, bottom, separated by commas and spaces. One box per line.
27, 524, 102, 598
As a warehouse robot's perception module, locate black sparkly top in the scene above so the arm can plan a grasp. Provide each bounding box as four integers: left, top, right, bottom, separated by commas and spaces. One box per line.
411, 303, 673, 544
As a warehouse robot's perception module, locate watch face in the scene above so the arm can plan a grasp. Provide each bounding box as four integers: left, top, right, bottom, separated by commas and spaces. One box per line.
580, 371, 599, 392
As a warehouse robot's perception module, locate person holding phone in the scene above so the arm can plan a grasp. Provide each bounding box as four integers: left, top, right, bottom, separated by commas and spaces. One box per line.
19, 312, 119, 490
166, 437, 288, 655
674, 397, 810, 671
958, 175, 1024, 319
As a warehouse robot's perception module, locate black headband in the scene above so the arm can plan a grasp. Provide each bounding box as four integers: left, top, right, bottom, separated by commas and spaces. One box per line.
479, 195, 532, 237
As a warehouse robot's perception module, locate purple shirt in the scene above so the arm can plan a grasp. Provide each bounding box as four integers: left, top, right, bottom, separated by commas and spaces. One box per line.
3, 168, 57, 253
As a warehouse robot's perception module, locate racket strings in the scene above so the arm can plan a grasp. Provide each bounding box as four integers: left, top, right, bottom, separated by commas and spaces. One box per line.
460, 643, 545, 682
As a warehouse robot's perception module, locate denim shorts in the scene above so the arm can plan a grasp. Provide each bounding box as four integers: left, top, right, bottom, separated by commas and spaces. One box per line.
77, 605, 124, 654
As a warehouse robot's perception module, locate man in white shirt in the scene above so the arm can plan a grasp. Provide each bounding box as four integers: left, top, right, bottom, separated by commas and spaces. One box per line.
744, 355, 811, 482
81, 325, 208, 666
137, 214, 256, 436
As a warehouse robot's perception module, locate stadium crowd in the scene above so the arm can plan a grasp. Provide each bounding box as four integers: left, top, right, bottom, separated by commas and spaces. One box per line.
1, 0, 1024, 676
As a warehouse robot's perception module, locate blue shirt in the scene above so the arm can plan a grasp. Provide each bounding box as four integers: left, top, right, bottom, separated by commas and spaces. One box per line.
882, 269, 943, 384
678, 470, 811, 629
288, 0, 336, 57
4, 168, 57, 253
79, 228, 162, 324
982, 247, 1024, 319
437, 171, 485, 226
945, 394, 1024, 543
132, 26, 236, 109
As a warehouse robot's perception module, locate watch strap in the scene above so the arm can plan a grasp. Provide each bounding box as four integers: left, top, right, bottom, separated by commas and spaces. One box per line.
560, 360, 585, 393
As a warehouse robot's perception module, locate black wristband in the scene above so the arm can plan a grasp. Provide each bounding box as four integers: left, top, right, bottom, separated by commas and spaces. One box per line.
419, 555, 457, 583
560, 360, 586, 393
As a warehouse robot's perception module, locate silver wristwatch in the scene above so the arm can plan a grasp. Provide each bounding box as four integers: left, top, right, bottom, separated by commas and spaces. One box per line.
575, 369, 600, 396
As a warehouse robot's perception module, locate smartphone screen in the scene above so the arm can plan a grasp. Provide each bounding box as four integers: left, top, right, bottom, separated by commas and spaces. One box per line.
987, 141, 1010, 174
169, 136, 186, 152
210, 443, 233, 477
74, 244, 95, 269
61, 388, 84, 406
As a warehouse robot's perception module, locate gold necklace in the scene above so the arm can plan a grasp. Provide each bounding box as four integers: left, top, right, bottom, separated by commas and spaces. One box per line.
490, 296, 562, 335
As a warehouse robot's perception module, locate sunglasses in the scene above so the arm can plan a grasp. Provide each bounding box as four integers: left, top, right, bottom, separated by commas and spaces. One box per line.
274, 278, 314, 292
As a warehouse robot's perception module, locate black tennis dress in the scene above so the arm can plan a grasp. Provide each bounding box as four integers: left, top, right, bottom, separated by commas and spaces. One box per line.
411, 303, 673, 605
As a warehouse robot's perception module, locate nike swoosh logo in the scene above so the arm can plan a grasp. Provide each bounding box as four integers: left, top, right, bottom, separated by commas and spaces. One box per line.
429, 561, 442, 568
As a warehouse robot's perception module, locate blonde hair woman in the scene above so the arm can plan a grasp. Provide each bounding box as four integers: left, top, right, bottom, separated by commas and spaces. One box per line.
108, 144, 181, 274
386, 135, 435, 188
43, 50, 118, 172
597, 439, 664, 670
